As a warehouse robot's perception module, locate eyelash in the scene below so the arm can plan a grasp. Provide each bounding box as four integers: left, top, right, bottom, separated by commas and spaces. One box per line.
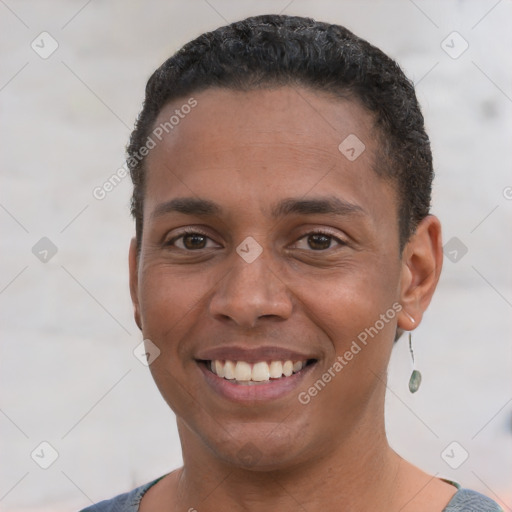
165, 228, 347, 251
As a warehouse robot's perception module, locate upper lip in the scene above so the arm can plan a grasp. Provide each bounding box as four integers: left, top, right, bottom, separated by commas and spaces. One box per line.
195, 346, 317, 364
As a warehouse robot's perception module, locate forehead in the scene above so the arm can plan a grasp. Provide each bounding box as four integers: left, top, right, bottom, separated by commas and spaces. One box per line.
143, 86, 396, 231
150, 86, 376, 160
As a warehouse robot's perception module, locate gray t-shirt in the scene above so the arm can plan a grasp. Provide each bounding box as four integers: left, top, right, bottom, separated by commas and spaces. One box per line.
79, 476, 504, 511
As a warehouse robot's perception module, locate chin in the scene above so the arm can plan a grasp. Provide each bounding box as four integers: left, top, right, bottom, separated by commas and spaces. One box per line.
201, 421, 314, 472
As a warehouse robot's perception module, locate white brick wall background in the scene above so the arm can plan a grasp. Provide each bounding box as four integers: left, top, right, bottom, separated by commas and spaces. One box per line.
1, 1, 511, 510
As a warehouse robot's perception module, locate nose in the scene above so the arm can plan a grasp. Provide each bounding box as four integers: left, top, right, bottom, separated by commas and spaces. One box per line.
208, 246, 293, 329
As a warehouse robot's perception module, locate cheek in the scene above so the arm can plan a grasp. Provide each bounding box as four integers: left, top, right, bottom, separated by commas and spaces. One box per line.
139, 262, 208, 326
294, 282, 398, 432
139, 265, 210, 415
138, 263, 206, 364
290, 255, 400, 343
289, 258, 400, 392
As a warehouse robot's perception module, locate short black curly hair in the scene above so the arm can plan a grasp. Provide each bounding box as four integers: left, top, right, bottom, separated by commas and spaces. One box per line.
127, 14, 433, 254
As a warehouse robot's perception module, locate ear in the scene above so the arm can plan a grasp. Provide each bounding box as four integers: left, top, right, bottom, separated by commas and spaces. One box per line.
397, 215, 443, 331
129, 237, 142, 331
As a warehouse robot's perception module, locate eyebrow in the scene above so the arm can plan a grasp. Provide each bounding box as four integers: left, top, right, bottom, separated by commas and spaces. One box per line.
150, 196, 365, 220
151, 197, 222, 219
271, 197, 365, 218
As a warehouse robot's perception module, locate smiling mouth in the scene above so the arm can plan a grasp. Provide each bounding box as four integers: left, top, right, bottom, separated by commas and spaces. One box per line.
198, 358, 317, 385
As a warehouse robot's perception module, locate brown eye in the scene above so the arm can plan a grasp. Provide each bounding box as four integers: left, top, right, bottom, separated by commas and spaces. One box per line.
166, 231, 219, 251
181, 233, 207, 250
293, 231, 346, 251
307, 233, 332, 250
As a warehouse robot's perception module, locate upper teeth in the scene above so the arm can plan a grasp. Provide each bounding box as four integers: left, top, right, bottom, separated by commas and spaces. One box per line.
209, 360, 306, 381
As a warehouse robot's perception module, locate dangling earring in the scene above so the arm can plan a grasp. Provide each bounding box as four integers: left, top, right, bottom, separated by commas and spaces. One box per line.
408, 332, 422, 393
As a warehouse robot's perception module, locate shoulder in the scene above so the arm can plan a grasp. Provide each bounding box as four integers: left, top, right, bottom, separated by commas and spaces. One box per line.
78, 476, 165, 512
443, 488, 504, 512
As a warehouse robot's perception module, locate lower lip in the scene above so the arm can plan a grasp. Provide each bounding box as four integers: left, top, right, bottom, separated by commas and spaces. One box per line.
197, 361, 317, 402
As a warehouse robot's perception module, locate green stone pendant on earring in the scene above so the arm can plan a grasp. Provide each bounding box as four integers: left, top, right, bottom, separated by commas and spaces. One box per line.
407, 331, 422, 393
408, 369, 422, 393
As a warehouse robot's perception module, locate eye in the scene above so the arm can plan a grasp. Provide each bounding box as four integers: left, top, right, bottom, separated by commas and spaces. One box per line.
165, 230, 220, 251
293, 231, 346, 251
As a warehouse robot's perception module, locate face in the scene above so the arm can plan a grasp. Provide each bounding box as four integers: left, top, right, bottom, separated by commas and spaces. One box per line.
129, 86, 432, 470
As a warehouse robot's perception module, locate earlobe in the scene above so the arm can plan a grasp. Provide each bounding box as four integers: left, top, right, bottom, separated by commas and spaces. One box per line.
397, 215, 443, 331
128, 237, 142, 331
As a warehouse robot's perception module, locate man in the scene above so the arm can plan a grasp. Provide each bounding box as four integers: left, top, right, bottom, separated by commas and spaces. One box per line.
82, 14, 502, 512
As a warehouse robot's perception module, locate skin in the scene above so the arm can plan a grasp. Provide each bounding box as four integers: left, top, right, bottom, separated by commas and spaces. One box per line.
129, 87, 455, 511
